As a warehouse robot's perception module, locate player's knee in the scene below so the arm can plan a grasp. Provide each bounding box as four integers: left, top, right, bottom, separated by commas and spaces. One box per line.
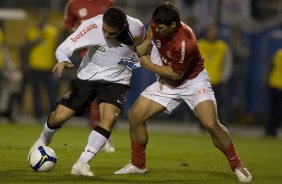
49, 111, 68, 125
128, 109, 141, 126
201, 120, 217, 132
101, 112, 118, 123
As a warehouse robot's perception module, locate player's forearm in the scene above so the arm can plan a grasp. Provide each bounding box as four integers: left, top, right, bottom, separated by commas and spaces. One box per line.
139, 56, 181, 80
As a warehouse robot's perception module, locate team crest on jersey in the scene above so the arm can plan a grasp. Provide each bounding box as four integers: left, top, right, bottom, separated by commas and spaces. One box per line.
118, 55, 140, 71
156, 40, 161, 48
78, 8, 87, 17
198, 88, 206, 95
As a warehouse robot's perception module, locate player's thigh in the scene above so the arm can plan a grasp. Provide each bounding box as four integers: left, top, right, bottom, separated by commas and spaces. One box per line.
195, 100, 218, 128
129, 95, 166, 123
59, 78, 97, 115
182, 69, 217, 115
96, 83, 128, 115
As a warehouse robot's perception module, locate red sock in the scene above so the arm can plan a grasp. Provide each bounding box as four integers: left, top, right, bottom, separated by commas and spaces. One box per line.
223, 144, 243, 171
131, 141, 146, 169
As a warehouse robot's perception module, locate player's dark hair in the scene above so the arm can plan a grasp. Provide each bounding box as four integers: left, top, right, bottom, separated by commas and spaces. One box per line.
152, 2, 180, 27
103, 7, 127, 31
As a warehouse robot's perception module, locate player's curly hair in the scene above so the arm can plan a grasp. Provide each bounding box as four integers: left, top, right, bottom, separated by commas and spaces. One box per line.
103, 7, 127, 31
152, 2, 180, 27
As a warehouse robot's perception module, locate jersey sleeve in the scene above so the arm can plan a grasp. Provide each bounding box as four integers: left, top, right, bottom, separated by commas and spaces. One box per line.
56, 18, 100, 63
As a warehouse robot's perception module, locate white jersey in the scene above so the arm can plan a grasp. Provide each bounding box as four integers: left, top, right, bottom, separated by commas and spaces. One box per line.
56, 15, 145, 85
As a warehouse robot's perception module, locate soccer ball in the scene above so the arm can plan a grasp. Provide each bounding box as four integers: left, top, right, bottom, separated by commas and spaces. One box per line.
28, 145, 57, 172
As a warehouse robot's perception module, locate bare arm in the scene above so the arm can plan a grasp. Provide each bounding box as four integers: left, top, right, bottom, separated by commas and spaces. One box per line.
139, 55, 182, 80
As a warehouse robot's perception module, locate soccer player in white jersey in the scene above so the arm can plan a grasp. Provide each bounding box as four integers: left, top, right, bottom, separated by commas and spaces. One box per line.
28, 7, 145, 176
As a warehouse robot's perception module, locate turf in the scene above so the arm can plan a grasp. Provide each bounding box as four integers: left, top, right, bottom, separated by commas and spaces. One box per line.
0, 122, 281, 184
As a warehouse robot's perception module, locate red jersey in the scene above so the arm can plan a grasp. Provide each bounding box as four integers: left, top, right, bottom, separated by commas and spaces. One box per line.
150, 21, 204, 87
64, 0, 114, 30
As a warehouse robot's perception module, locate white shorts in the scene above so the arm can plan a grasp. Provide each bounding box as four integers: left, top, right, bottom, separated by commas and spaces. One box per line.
141, 69, 217, 115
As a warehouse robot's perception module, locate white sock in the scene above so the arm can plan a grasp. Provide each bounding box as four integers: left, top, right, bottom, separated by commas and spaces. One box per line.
77, 130, 108, 164
39, 122, 59, 145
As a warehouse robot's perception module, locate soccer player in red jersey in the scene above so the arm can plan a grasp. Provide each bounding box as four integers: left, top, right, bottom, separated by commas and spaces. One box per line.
115, 2, 252, 182
64, 0, 115, 152
64, 0, 115, 33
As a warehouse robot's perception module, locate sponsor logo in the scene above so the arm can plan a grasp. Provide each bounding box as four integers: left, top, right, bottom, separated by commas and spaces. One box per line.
180, 40, 186, 63
116, 95, 126, 105
71, 24, 97, 42
87, 149, 96, 154
118, 55, 140, 71
39, 155, 48, 166
116, 99, 123, 104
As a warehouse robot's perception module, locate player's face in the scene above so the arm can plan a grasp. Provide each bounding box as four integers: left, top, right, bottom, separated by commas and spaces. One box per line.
102, 23, 121, 39
155, 23, 176, 37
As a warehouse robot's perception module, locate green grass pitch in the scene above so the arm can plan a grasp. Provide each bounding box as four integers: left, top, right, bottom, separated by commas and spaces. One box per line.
0, 123, 281, 184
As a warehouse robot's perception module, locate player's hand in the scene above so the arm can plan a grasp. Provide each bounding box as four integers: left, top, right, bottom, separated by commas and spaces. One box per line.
136, 40, 152, 57
159, 77, 166, 91
136, 26, 153, 57
52, 61, 74, 78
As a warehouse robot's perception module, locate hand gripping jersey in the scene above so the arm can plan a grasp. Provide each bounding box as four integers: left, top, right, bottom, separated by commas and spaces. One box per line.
56, 15, 145, 85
